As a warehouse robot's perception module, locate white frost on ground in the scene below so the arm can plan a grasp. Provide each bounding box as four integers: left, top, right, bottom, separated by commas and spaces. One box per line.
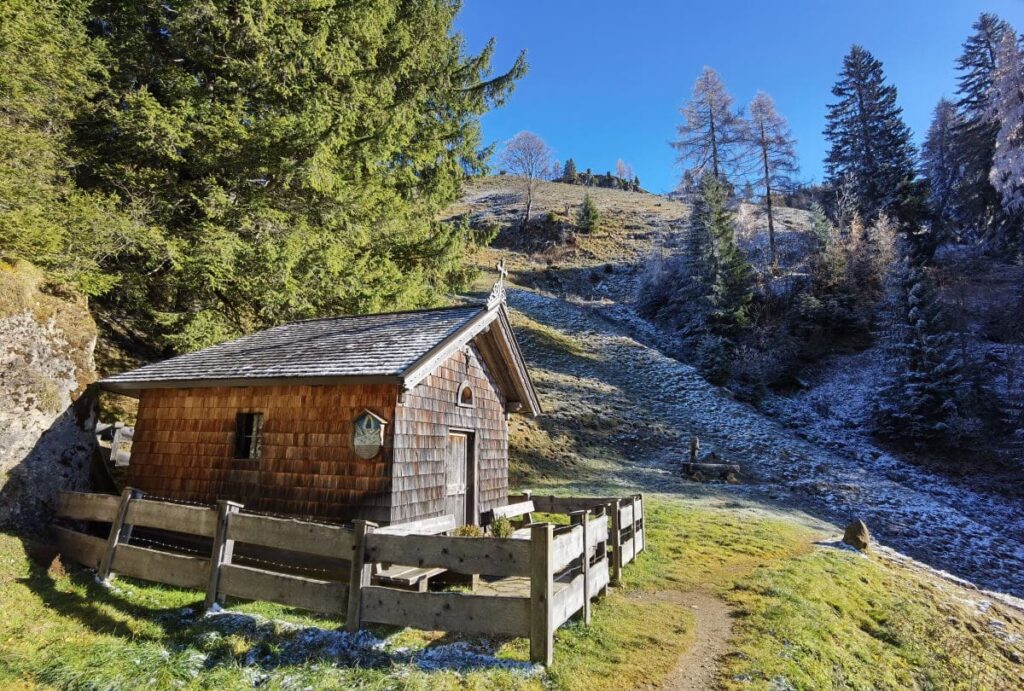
508, 288, 1024, 597
196, 610, 542, 677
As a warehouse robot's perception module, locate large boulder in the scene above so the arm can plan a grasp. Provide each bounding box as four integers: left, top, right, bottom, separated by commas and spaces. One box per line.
843, 519, 871, 551
0, 261, 97, 530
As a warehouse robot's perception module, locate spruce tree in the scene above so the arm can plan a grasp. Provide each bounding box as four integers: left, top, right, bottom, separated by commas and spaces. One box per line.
824, 46, 922, 228
876, 255, 969, 447
77, 0, 525, 350
577, 193, 600, 233
563, 158, 578, 183
698, 175, 756, 338
988, 31, 1024, 251
921, 98, 963, 242
952, 13, 1014, 241
0, 0, 136, 295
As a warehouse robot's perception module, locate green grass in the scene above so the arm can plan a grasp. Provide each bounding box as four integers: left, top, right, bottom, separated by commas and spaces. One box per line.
0, 498, 812, 690
723, 548, 1024, 690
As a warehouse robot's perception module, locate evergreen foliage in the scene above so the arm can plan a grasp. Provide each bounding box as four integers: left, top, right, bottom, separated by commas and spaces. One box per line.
824, 46, 923, 229
637, 175, 754, 384
0, 0, 141, 296
66, 0, 524, 350
988, 31, 1024, 251
563, 158, 578, 183
951, 13, 1014, 242
577, 194, 601, 233
875, 255, 972, 447
921, 98, 964, 241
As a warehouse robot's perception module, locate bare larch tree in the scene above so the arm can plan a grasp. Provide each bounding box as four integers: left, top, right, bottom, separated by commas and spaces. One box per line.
672, 67, 750, 182
748, 91, 798, 270
500, 131, 552, 225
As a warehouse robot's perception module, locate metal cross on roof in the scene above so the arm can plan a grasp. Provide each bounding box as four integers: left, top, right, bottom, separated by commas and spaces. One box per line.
488, 258, 508, 307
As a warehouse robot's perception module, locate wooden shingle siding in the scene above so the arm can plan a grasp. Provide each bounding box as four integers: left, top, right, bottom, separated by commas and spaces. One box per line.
127, 384, 399, 523
391, 345, 508, 523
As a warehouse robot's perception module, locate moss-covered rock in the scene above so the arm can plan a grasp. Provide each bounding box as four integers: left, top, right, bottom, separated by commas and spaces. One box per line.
0, 259, 97, 529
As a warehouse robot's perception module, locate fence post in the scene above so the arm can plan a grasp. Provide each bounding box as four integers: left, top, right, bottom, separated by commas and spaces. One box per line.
635, 493, 645, 554
609, 498, 622, 585
593, 505, 606, 597
346, 519, 377, 632
570, 510, 592, 625
97, 487, 142, 583
530, 523, 554, 665
522, 489, 533, 524
205, 499, 243, 610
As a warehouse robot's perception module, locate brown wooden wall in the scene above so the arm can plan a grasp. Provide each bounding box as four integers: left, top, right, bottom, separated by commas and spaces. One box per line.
127, 384, 399, 524
391, 344, 509, 523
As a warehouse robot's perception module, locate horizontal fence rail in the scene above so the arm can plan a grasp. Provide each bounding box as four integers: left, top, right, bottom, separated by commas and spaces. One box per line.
52, 488, 643, 666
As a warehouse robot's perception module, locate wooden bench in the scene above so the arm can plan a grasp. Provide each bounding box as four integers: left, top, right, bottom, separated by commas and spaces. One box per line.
482, 500, 535, 537
372, 514, 458, 592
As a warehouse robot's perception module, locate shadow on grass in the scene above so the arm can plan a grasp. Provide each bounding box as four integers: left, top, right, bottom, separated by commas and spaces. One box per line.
11, 534, 536, 678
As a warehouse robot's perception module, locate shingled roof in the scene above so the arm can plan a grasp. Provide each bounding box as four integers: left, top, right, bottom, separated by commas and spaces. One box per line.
99, 302, 541, 415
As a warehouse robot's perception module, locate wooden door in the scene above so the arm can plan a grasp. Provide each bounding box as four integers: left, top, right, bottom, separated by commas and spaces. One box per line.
445, 432, 472, 523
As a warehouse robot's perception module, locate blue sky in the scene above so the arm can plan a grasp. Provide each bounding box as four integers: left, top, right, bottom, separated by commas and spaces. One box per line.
455, 0, 1024, 194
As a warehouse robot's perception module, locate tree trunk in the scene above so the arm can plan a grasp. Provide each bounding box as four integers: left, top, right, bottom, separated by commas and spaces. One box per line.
761, 128, 777, 271
524, 180, 533, 226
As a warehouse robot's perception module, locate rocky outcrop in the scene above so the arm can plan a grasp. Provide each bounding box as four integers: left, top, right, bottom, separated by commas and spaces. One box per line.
0, 260, 97, 530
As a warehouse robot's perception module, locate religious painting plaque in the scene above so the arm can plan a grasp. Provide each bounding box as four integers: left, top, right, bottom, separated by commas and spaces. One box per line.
353, 410, 386, 459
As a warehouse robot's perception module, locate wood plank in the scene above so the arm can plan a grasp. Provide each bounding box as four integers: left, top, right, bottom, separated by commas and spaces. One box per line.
361, 586, 530, 636
98, 488, 142, 581
635, 527, 645, 554
56, 491, 120, 523
552, 573, 586, 628
125, 499, 218, 537
227, 512, 353, 558
485, 500, 535, 523
509, 494, 617, 514
530, 523, 554, 666
588, 558, 610, 595
551, 525, 584, 573
111, 544, 209, 590
51, 526, 106, 570
366, 533, 530, 577
375, 514, 456, 536
620, 537, 635, 566
618, 503, 634, 529
587, 515, 609, 549
218, 563, 347, 614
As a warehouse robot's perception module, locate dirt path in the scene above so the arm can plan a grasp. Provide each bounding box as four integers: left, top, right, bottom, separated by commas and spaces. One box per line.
633, 590, 734, 691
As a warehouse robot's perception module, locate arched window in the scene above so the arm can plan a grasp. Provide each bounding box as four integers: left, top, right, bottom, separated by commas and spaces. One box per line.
457, 382, 474, 407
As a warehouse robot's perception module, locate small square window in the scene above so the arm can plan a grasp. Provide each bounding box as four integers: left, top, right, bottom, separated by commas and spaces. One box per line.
235, 412, 264, 459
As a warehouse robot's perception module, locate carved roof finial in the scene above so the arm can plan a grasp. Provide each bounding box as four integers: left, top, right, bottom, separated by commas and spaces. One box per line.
488, 257, 508, 307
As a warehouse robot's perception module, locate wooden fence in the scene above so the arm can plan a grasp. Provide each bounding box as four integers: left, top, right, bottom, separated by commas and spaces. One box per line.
51, 489, 643, 665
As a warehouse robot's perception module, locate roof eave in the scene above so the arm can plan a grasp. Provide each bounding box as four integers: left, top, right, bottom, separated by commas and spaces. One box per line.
98, 373, 405, 396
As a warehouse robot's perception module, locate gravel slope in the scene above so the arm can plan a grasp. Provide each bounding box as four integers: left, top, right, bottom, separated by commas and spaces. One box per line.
509, 288, 1024, 597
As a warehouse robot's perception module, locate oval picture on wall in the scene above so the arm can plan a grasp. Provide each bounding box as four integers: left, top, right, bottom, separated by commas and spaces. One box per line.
353, 410, 386, 459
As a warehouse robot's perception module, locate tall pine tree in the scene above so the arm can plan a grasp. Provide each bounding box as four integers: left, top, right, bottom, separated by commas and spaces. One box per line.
951, 13, 1014, 241
824, 46, 922, 229
77, 0, 526, 351
921, 98, 964, 242
875, 255, 970, 447
988, 30, 1024, 245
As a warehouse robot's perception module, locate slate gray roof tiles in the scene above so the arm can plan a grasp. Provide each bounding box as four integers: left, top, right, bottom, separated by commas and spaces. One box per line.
101, 304, 487, 385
